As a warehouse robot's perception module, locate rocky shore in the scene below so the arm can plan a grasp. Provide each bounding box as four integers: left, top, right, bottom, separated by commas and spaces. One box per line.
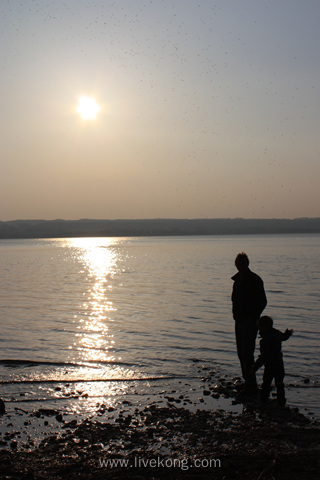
0, 370, 319, 479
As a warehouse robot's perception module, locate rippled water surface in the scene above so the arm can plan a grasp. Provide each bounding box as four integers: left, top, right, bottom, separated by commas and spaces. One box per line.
0, 234, 319, 417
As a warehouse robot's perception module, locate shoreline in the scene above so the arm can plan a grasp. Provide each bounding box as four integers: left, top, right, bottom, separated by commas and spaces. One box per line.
0, 368, 319, 479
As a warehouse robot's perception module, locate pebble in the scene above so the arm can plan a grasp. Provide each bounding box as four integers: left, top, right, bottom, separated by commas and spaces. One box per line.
211, 393, 220, 399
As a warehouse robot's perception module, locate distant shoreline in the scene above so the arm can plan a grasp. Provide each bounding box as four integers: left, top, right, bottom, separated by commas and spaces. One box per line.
0, 218, 319, 239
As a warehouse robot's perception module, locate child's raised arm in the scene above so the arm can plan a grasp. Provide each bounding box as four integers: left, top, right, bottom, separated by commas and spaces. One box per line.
283, 328, 294, 340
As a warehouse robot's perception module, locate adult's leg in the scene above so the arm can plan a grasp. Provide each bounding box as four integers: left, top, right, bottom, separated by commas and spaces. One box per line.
235, 322, 246, 380
242, 320, 258, 388
235, 320, 257, 388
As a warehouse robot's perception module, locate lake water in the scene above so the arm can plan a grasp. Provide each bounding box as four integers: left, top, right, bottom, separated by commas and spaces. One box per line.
0, 234, 319, 419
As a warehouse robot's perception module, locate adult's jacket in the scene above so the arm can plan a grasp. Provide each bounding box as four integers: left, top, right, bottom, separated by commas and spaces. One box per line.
231, 268, 267, 322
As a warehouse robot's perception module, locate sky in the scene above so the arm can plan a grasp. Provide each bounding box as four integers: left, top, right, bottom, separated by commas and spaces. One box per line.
1, 0, 319, 221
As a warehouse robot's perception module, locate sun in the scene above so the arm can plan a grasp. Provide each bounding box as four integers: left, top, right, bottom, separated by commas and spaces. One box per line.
76, 96, 101, 120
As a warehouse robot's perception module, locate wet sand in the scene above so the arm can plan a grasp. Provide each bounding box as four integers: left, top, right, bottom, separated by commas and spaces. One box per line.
0, 368, 319, 479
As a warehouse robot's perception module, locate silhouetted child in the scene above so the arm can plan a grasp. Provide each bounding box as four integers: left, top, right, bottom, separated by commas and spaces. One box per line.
252, 315, 293, 406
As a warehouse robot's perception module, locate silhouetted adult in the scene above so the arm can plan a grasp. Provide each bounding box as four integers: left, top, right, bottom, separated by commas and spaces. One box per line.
231, 252, 267, 394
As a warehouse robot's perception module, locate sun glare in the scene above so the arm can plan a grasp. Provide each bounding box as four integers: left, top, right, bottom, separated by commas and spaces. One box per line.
76, 96, 101, 120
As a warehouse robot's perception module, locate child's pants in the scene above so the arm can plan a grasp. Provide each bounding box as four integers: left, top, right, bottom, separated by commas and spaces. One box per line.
260, 360, 286, 405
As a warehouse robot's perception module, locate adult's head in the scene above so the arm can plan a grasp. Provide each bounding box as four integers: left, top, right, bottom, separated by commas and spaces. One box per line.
235, 252, 249, 272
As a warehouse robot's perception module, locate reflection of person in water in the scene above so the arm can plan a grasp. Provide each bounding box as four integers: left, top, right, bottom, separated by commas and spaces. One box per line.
252, 315, 293, 406
231, 253, 267, 394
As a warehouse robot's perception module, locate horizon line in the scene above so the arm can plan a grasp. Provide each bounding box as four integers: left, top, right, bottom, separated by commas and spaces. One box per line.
2, 216, 319, 223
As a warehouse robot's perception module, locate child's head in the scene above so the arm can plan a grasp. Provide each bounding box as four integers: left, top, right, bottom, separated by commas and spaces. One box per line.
257, 315, 273, 334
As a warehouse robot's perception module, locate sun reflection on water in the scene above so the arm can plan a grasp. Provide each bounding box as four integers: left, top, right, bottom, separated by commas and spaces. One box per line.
67, 238, 120, 364
58, 237, 143, 412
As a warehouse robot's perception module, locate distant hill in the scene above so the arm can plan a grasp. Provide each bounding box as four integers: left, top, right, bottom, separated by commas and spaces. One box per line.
0, 218, 319, 239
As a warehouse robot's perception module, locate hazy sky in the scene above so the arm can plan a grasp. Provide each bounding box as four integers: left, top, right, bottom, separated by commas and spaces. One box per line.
1, 0, 319, 220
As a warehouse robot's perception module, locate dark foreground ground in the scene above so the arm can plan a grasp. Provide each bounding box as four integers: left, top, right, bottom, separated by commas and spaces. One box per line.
1, 385, 319, 480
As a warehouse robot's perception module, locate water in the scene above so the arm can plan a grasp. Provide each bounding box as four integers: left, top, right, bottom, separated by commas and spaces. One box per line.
0, 234, 319, 419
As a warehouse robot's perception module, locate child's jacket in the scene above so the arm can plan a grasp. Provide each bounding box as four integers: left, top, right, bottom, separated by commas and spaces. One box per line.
253, 327, 291, 371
